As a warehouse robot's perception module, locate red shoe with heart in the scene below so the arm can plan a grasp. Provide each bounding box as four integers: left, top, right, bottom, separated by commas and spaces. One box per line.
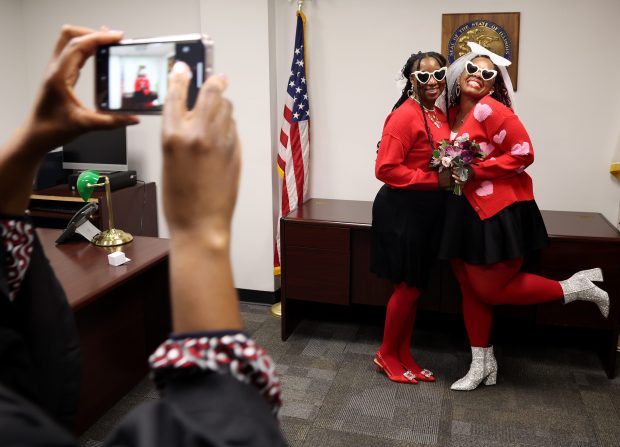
374, 351, 417, 384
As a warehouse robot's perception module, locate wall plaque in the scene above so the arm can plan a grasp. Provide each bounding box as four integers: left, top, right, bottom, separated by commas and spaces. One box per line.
442, 12, 520, 89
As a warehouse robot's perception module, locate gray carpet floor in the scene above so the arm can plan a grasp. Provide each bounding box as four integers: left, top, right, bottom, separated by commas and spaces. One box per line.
80, 302, 620, 447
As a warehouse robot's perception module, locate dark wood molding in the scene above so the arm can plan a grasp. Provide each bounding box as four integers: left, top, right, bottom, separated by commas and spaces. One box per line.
238, 288, 280, 305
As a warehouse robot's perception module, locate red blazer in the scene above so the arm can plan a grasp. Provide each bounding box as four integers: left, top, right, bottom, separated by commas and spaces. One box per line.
376, 99, 451, 190
134, 76, 151, 95
450, 96, 535, 220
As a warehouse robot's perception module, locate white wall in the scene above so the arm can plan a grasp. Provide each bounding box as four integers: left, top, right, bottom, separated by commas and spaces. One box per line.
0, 0, 27, 139
18, 0, 203, 243
10, 0, 279, 293
200, 0, 280, 292
1, 1, 619, 295
274, 0, 620, 227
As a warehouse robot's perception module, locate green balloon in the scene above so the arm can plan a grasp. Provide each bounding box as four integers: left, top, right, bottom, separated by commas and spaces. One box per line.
76, 170, 100, 201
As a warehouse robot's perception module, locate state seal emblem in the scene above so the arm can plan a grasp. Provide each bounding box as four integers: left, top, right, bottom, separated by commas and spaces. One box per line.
447, 20, 512, 63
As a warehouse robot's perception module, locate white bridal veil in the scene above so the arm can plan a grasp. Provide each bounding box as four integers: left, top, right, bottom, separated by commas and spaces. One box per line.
437, 41, 516, 113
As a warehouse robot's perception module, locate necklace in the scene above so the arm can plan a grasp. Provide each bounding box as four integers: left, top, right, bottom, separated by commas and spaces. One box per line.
453, 109, 470, 129
410, 95, 441, 128
426, 109, 441, 128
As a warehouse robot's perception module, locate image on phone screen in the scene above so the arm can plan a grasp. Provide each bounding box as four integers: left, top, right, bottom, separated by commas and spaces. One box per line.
97, 36, 211, 113
107, 42, 175, 112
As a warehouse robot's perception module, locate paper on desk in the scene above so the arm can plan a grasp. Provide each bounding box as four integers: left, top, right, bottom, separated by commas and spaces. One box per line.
76, 220, 101, 242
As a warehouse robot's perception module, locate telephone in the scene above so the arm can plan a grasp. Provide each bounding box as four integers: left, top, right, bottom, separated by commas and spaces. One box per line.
55, 202, 99, 244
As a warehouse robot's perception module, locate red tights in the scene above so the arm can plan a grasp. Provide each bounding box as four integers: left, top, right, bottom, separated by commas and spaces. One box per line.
379, 283, 425, 375
451, 258, 563, 347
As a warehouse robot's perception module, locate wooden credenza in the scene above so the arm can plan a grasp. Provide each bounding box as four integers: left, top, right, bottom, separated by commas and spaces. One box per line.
37, 229, 170, 434
28, 183, 158, 237
280, 198, 620, 378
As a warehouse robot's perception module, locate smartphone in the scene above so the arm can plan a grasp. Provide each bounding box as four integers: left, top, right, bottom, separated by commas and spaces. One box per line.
95, 34, 214, 114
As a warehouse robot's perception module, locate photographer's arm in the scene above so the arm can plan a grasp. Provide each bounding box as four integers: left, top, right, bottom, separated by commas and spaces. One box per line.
0, 26, 140, 439
0, 26, 138, 216
113, 65, 285, 446
162, 64, 242, 332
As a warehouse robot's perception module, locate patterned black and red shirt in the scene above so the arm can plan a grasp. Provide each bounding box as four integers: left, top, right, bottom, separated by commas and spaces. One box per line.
0, 215, 35, 302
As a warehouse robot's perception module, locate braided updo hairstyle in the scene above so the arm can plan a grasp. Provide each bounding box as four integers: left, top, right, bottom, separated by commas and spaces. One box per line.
376, 51, 448, 153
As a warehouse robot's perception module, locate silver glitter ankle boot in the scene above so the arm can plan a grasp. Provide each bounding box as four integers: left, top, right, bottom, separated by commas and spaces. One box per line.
451, 346, 494, 391
576, 268, 604, 282
483, 346, 498, 386
560, 269, 609, 318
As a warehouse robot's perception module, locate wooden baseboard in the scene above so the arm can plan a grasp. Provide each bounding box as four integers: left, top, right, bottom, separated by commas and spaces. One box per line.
237, 288, 280, 305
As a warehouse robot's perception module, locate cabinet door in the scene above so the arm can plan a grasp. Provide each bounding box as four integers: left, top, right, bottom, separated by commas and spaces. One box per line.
350, 229, 391, 306
350, 229, 444, 309
100, 183, 159, 237
283, 223, 350, 305
536, 240, 617, 330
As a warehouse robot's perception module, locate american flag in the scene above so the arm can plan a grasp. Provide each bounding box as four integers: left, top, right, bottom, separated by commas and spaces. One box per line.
274, 11, 310, 275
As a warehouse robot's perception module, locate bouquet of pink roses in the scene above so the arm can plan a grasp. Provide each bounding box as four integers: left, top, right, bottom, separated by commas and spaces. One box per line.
429, 135, 486, 195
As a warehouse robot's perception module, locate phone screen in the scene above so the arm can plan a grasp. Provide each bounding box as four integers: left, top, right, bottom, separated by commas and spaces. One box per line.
96, 38, 211, 113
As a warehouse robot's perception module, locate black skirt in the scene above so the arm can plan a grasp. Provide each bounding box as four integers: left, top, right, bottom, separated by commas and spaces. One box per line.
438, 194, 549, 265
370, 185, 447, 289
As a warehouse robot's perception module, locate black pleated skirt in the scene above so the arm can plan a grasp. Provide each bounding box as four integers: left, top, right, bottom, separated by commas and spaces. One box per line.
370, 185, 448, 289
438, 194, 549, 265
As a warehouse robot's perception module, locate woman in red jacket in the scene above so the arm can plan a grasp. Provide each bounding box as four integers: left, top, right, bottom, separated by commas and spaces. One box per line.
439, 43, 609, 391
371, 51, 451, 383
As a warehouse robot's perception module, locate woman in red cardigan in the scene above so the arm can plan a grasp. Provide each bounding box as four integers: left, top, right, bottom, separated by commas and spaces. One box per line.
371, 51, 451, 383
438, 43, 609, 391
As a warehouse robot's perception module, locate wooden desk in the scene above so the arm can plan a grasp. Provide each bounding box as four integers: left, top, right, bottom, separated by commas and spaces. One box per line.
37, 228, 170, 433
280, 199, 620, 377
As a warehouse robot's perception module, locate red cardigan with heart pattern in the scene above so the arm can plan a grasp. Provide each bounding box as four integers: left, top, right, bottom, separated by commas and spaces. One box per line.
450, 96, 536, 220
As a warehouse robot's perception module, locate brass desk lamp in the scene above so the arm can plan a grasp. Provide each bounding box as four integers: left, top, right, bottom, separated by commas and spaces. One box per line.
76, 170, 133, 247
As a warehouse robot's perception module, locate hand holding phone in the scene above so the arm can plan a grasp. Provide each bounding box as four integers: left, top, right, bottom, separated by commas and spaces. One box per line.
96, 34, 213, 114
162, 69, 239, 237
